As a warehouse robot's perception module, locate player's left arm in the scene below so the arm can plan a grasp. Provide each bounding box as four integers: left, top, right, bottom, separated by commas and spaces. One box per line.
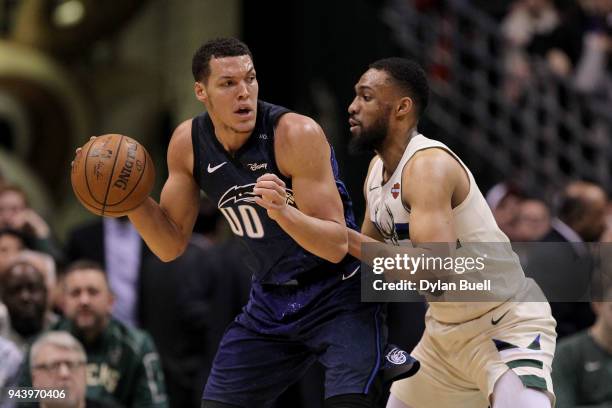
254, 113, 348, 263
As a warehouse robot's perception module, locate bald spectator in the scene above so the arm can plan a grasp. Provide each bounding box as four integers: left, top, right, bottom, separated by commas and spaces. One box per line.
0, 185, 62, 261
14, 250, 60, 315
20, 261, 168, 407
0, 261, 51, 351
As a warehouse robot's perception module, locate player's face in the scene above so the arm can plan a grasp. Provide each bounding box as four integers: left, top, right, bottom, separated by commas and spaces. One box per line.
63, 269, 113, 336
348, 69, 394, 154
198, 55, 259, 135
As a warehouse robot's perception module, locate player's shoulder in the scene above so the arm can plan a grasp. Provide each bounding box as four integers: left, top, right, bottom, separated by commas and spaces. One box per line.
276, 113, 323, 140
167, 119, 194, 171
405, 146, 460, 181
172, 119, 192, 139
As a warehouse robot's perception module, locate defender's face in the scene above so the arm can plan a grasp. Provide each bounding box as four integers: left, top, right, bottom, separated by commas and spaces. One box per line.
347, 69, 394, 153
199, 55, 259, 134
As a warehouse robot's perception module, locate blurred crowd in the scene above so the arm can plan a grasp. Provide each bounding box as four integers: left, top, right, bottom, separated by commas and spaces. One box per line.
501, 0, 612, 103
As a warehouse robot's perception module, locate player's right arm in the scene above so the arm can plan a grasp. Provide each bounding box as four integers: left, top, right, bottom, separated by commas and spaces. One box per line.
128, 120, 200, 262
348, 156, 384, 260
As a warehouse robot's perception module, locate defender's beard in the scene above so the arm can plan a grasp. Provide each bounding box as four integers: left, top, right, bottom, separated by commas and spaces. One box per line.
349, 109, 391, 155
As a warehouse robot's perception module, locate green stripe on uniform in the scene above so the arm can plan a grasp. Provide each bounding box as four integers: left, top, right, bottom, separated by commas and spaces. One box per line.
507, 359, 544, 369
519, 374, 547, 390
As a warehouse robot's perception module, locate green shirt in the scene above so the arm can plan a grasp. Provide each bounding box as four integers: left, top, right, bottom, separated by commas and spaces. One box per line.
553, 330, 612, 408
21, 318, 168, 408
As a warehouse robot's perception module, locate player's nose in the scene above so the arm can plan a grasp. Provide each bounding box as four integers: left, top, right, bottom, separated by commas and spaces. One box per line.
348, 98, 359, 114
237, 80, 250, 99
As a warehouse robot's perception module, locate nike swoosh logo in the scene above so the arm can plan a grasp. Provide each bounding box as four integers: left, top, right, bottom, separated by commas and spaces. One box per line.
342, 266, 360, 280
491, 310, 510, 325
207, 162, 227, 173
368, 185, 381, 191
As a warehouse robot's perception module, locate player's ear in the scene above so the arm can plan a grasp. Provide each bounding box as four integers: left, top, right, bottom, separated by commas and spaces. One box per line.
194, 81, 208, 103
396, 96, 414, 118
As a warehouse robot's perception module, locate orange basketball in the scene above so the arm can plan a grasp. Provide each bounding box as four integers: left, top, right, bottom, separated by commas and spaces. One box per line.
71, 134, 155, 217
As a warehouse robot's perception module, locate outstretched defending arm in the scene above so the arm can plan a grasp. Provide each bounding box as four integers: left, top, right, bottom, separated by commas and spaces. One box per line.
128, 120, 201, 262
254, 113, 348, 263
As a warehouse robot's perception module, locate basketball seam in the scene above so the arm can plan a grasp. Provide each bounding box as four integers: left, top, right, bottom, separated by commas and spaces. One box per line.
105, 142, 149, 206
74, 185, 147, 214
84, 140, 107, 206
101, 135, 124, 217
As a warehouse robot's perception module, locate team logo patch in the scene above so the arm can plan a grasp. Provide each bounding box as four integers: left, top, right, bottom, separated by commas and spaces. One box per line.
386, 347, 407, 365
391, 183, 400, 199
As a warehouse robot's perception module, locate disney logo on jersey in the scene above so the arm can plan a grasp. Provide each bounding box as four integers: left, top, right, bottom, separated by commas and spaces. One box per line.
247, 162, 268, 171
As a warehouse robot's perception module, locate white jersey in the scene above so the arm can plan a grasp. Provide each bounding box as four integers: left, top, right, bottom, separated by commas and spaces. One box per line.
366, 132, 526, 323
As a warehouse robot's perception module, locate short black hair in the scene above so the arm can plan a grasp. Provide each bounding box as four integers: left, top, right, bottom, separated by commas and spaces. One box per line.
369, 58, 429, 117
62, 260, 108, 283
0, 228, 32, 249
192, 37, 253, 83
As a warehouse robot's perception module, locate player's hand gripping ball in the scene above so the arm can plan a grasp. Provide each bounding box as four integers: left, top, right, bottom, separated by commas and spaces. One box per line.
71, 134, 155, 217
254, 173, 289, 220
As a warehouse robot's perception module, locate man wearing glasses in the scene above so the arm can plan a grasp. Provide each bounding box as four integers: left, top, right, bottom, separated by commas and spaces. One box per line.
22, 261, 168, 407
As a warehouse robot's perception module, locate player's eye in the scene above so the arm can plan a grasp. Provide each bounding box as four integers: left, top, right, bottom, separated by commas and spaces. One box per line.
223, 80, 234, 87
362, 95, 373, 102
247, 75, 256, 83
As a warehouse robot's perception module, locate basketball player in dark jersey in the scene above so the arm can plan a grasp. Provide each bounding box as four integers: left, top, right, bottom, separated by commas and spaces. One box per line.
76, 38, 417, 407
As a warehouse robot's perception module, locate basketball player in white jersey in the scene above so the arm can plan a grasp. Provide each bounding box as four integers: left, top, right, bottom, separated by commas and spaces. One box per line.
346, 58, 557, 408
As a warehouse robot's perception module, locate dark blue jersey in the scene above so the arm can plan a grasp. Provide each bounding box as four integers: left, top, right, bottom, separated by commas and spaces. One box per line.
192, 101, 358, 285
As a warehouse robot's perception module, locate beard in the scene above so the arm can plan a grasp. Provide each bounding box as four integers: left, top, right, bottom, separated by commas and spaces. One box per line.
348, 110, 390, 155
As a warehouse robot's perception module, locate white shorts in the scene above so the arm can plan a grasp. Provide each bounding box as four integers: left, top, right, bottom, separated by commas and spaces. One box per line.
391, 281, 557, 407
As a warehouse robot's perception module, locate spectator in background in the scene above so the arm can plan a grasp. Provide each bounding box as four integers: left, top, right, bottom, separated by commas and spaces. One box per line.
20, 261, 168, 407
514, 198, 552, 241
530, 181, 608, 338
486, 181, 525, 240
64, 217, 146, 328
30, 331, 111, 408
0, 335, 22, 408
502, 0, 560, 100
14, 250, 61, 316
0, 228, 30, 338
552, 286, 612, 408
0, 185, 62, 262
573, 0, 612, 100
0, 260, 52, 352
528, 0, 612, 78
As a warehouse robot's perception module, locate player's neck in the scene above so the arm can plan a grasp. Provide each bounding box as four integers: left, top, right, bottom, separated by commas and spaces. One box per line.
377, 126, 416, 183
590, 323, 612, 353
213, 122, 252, 155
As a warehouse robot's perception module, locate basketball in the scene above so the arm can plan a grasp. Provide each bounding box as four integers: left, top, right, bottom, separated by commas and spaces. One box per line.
71, 134, 155, 217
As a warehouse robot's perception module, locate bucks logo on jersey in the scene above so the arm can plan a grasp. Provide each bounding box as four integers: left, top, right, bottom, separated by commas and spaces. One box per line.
374, 203, 410, 245
218, 183, 295, 239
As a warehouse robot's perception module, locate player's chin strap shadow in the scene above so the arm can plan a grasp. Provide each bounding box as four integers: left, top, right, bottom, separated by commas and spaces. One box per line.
381, 344, 421, 383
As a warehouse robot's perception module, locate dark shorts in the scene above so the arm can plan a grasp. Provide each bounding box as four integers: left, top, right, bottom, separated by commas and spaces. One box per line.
202, 268, 418, 408
203, 303, 385, 407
